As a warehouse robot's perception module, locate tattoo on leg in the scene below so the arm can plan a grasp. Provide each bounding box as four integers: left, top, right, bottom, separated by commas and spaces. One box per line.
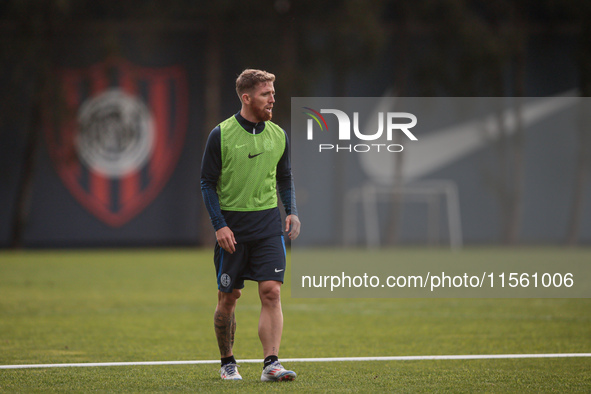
231, 312, 237, 349
214, 310, 235, 356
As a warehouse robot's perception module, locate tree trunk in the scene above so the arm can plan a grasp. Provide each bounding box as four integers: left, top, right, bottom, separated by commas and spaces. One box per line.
200, 22, 223, 245
507, 36, 526, 245
566, 19, 591, 246
332, 66, 347, 245
10, 101, 41, 248
385, 18, 409, 246
567, 101, 590, 245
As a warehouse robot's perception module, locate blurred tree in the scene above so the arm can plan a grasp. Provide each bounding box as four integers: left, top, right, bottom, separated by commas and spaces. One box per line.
299, 0, 388, 243
406, 0, 544, 244
562, 0, 591, 245
382, 1, 417, 245
0, 0, 76, 248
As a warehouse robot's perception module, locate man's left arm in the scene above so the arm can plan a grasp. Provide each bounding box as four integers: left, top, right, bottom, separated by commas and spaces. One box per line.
277, 131, 300, 240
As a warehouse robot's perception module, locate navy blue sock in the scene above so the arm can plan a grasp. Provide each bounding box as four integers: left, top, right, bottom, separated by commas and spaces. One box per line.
221, 355, 236, 366
264, 355, 278, 368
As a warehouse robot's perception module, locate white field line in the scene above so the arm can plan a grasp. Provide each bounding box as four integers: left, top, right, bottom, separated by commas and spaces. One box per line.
1, 353, 590, 370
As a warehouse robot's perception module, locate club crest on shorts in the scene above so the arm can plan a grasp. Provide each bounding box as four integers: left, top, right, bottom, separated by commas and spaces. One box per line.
220, 273, 232, 288
43, 58, 188, 227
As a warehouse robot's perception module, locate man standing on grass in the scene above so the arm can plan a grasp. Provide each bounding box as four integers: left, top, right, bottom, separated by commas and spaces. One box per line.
200, 69, 300, 382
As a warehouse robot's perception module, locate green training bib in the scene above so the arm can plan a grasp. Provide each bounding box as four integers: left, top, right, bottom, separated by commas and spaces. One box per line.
217, 116, 286, 211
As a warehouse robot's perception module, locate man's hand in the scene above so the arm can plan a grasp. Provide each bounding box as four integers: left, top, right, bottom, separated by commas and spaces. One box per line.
285, 214, 301, 240
216, 226, 237, 253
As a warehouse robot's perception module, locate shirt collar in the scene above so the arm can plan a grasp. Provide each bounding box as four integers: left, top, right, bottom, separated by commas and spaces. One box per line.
235, 112, 266, 134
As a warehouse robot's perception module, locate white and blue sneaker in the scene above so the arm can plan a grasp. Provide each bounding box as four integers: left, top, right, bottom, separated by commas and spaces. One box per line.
261, 361, 297, 382
220, 363, 242, 380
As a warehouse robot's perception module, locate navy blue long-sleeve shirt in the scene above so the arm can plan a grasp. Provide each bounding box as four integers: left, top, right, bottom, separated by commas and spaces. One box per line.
200, 112, 297, 243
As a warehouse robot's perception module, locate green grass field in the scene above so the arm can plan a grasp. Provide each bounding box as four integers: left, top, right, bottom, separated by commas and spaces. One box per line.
0, 247, 590, 392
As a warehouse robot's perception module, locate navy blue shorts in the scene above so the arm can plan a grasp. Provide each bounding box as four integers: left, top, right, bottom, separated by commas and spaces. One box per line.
214, 235, 286, 293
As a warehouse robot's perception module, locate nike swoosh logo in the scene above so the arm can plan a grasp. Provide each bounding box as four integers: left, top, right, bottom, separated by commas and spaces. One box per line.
235, 144, 247, 149
248, 152, 263, 159
359, 90, 577, 182
275, 268, 284, 273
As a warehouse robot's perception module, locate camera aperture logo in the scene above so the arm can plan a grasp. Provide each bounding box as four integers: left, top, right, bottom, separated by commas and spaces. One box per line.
302, 107, 417, 153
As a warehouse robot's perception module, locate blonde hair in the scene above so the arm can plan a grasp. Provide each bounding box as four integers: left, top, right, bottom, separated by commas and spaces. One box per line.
236, 69, 275, 99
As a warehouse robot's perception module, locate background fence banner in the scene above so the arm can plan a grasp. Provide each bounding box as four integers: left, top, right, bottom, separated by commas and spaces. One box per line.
44, 58, 188, 228
0, 30, 210, 247
0, 4, 588, 248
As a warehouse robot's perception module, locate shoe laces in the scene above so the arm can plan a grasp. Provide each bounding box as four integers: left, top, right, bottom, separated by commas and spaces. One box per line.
267, 360, 283, 371
223, 363, 239, 374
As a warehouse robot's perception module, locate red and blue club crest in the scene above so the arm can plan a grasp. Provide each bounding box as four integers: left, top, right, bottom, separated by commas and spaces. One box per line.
43, 58, 188, 227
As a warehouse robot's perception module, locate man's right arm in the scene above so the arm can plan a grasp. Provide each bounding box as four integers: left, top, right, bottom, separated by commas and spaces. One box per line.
200, 126, 236, 253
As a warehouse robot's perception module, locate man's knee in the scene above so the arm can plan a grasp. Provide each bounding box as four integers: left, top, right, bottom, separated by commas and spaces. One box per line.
259, 281, 281, 305
218, 289, 241, 309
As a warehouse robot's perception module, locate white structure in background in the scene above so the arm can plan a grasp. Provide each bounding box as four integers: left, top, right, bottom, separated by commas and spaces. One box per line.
345, 92, 578, 249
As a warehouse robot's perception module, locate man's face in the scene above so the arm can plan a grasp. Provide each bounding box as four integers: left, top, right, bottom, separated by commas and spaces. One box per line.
247, 81, 275, 122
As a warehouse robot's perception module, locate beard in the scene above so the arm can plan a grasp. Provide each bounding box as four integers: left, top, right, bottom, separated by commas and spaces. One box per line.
253, 106, 272, 122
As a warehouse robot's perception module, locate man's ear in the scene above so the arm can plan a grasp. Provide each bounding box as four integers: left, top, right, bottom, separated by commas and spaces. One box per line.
241, 93, 251, 104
